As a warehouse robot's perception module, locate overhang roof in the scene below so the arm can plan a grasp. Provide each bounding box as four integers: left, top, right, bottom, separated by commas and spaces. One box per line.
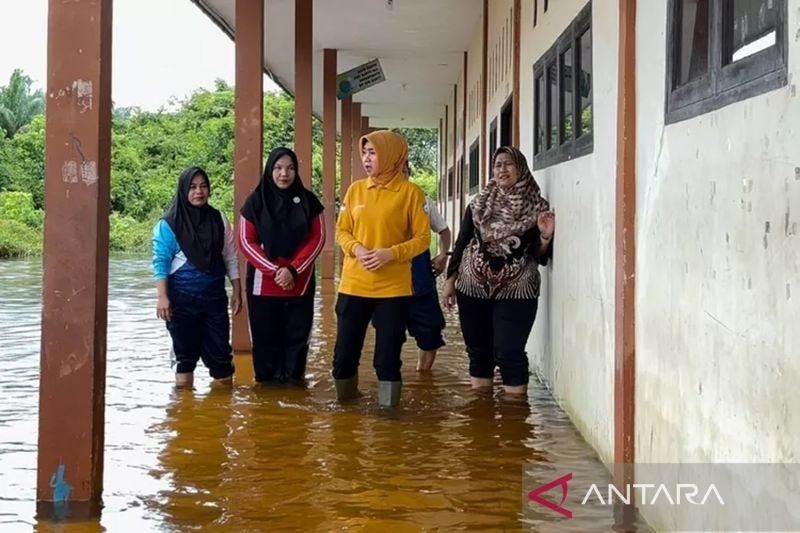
190, 0, 482, 129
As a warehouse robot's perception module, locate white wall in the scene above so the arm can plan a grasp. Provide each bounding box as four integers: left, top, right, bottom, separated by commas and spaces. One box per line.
635, 0, 800, 474
634, 3, 800, 531
520, 0, 618, 464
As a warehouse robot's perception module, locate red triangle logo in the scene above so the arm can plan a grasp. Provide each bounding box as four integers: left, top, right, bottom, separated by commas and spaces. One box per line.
528, 472, 573, 518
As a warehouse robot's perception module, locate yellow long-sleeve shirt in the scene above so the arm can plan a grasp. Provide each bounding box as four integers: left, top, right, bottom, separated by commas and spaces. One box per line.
336, 176, 431, 297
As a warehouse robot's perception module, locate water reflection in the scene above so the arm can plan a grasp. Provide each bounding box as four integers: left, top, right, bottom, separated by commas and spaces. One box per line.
0, 258, 649, 531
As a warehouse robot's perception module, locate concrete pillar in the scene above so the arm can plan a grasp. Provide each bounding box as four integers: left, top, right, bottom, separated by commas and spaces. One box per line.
37, 0, 113, 516
481, 0, 489, 186
451, 85, 458, 231
461, 52, 467, 219
339, 96, 352, 268
614, 0, 637, 529
512, 0, 521, 147
294, 0, 313, 187
321, 49, 337, 280
351, 103, 365, 180
232, 0, 264, 353
340, 96, 353, 199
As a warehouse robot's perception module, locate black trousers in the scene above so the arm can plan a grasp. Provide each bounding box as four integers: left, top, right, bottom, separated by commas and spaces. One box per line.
407, 290, 446, 351
332, 294, 410, 382
166, 290, 234, 379
246, 277, 315, 383
456, 291, 538, 386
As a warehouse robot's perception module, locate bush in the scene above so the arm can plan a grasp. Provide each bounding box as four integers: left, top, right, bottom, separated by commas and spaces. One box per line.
109, 213, 153, 253
0, 218, 41, 257
0, 190, 43, 228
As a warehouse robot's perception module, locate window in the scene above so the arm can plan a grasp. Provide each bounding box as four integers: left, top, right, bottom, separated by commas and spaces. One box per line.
501, 97, 513, 148
488, 118, 498, 174
533, 2, 593, 169
666, 0, 787, 123
469, 140, 480, 193
448, 168, 454, 199
534, 73, 546, 155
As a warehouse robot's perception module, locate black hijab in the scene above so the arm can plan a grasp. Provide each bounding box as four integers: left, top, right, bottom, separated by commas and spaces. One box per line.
240, 147, 324, 260
163, 166, 224, 273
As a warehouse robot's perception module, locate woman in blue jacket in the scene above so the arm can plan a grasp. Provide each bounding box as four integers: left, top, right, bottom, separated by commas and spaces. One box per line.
152, 166, 242, 388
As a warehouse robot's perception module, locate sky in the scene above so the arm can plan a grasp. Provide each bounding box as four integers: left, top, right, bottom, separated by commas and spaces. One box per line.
0, 0, 280, 111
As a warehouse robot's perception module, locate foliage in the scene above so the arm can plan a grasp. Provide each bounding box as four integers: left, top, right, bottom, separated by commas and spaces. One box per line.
109, 213, 154, 253
0, 219, 41, 257
0, 69, 44, 139
0, 71, 439, 259
393, 127, 437, 174
409, 168, 437, 200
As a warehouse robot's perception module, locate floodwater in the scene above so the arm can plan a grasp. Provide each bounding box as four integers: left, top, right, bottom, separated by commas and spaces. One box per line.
0, 257, 650, 532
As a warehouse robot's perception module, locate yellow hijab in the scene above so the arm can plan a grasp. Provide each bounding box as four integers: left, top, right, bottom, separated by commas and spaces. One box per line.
360, 130, 408, 186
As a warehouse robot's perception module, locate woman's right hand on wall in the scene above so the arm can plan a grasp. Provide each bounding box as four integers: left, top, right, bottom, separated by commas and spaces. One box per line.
156, 294, 172, 322
442, 277, 457, 311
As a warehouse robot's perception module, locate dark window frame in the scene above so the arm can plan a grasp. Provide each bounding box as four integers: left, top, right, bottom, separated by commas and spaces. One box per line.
488, 117, 498, 174
533, 1, 593, 170
500, 95, 513, 148
447, 167, 454, 200
665, 0, 788, 124
468, 139, 480, 194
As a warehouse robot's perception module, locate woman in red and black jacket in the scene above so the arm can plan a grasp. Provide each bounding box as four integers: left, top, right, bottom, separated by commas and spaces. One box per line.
238, 147, 325, 384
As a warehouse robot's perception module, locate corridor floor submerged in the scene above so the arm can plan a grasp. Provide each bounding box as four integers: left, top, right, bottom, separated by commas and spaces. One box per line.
0, 259, 648, 531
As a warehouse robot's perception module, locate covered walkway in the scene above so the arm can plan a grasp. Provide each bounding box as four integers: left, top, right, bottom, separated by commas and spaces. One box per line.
35, 0, 799, 530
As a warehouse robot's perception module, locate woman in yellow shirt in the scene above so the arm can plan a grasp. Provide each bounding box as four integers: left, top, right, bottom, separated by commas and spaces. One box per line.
334, 130, 430, 407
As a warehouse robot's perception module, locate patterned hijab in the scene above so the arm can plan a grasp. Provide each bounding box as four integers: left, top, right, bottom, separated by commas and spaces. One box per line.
471, 146, 549, 244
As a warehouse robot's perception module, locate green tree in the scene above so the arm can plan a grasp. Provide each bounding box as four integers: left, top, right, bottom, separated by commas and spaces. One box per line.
0, 69, 44, 138
393, 127, 438, 173
0, 115, 45, 207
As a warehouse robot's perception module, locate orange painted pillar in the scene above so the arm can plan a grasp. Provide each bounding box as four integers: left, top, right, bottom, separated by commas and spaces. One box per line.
37, 0, 112, 516
614, 0, 637, 529
512, 0, 521, 147
321, 49, 337, 280
451, 85, 458, 231
340, 96, 353, 198
339, 96, 353, 268
351, 103, 365, 180
295, 0, 313, 187
481, 0, 488, 186
232, 0, 264, 353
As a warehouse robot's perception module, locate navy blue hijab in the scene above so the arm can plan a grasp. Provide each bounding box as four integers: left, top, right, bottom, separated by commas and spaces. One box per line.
163, 166, 224, 273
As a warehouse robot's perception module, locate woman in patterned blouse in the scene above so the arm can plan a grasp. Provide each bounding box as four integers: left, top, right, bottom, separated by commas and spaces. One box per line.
443, 146, 555, 395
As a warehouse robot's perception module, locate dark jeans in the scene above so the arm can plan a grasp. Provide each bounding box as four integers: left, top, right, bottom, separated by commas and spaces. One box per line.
456, 291, 538, 386
166, 289, 234, 379
246, 277, 315, 383
332, 294, 409, 382
407, 290, 446, 351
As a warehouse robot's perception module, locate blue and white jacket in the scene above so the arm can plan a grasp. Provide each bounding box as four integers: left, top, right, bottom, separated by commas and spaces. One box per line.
152, 213, 239, 300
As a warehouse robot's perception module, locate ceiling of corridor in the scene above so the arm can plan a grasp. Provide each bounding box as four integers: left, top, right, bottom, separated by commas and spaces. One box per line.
190, 0, 483, 128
